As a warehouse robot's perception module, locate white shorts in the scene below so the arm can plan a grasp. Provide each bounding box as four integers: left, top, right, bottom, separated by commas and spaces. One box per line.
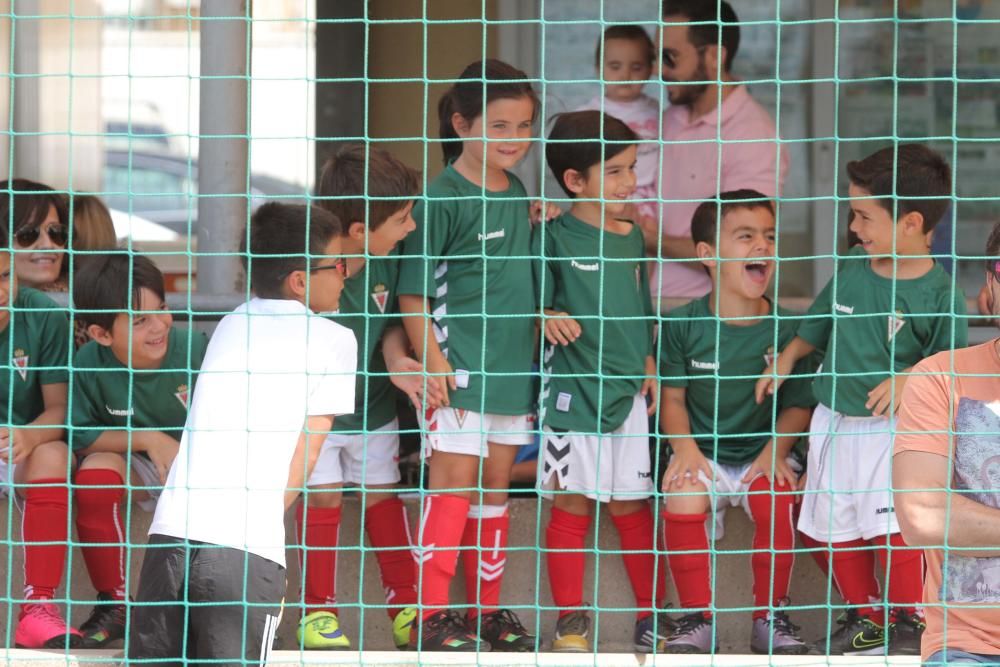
422, 408, 534, 458
307, 419, 401, 486
685, 457, 801, 541
798, 402, 899, 542
539, 395, 653, 503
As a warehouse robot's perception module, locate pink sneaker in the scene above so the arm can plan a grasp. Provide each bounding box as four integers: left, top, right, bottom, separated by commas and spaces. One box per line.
15, 602, 83, 649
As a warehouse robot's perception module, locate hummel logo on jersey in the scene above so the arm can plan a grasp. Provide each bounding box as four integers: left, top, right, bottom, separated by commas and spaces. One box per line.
834, 302, 854, 315
175, 384, 189, 409
691, 359, 719, 370
12, 348, 28, 381
106, 405, 134, 417
636, 471, 651, 479
477, 229, 505, 242
371, 282, 389, 314
888, 311, 905, 341
571, 260, 599, 272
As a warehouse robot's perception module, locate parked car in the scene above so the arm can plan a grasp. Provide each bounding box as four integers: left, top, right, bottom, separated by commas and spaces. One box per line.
103, 149, 306, 235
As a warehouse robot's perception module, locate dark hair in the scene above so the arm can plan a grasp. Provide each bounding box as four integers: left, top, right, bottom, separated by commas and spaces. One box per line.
846, 143, 951, 233
662, 0, 740, 72
986, 220, 1000, 276
317, 143, 420, 233
241, 202, 342, 299
690, 189, 774, 247
437, 59, 539, 165
73, 254, 165, 332
546, 111, 639, 198
0, 178, 70, 282
595, 25, 655, 68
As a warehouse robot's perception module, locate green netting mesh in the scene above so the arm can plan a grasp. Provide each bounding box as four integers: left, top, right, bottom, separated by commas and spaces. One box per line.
0, 1, 997, 665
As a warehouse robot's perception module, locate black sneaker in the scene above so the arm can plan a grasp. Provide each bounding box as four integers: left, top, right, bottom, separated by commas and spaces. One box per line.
474, 609, 536, 652
817, 609, 887, 656
662, 612, 716, 654
408, 610, 488, 652
889, 609, 925, 656
79, 593, 128, 648
633, 612, 676, 653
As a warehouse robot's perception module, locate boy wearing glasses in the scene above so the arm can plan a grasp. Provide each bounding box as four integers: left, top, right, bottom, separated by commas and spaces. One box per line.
294, 143, 430, 651
128, 202, 358, 665
68, 254, 207, 648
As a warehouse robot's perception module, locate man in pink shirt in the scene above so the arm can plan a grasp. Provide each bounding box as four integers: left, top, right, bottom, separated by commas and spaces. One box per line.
647, 0, 790, 299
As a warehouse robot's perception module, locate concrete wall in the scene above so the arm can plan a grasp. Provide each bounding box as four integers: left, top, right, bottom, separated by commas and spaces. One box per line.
0, 496, 842, 654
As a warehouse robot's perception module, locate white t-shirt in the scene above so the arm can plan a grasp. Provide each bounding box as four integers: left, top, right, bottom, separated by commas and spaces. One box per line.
578, 94, 661, 190
149, 298, 358, 566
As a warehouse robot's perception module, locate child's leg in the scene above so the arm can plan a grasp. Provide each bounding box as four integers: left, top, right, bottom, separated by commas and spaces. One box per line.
16, 441, 72, 603
361, 484, 418, 619
871, 532, 923, 616
75, 453, 130, 601
746, 476, 796, 619
609, 498, 660, 621
546, 492, 593, 617
662, 478, 713, 615
461, 441, 518, 618
418, 450, 477, 620
295, 483, 343, 616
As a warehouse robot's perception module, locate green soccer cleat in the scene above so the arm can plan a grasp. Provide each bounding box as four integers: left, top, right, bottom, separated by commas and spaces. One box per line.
392, 607, 417, 650
297, 610, 351, 651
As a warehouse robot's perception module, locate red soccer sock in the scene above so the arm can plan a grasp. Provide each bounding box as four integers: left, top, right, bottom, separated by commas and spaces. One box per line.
545, 507, 591, 618
22, 478, 69, 601
75, 469, 127, 600
295, 503, 341, 616
747, 477, 796, 620
364, 497, 418, 619
828, 538, 881, 619
873, 533, 923, 617
611, 505, 658, 620
461, 504, 508, 619
416, 494, 470, 621
799, 531, 832, 578
663, 511, 712, 617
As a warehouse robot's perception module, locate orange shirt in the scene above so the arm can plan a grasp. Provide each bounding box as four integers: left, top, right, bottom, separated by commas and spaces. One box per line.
895, 340, 1000, 660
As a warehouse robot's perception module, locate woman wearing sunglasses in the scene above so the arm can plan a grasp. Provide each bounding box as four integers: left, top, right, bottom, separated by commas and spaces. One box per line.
1, 180, 71, 291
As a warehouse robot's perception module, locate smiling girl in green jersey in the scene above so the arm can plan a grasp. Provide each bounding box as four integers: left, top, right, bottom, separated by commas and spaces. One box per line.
398, 59, 543, 653
535, 111, 665, 655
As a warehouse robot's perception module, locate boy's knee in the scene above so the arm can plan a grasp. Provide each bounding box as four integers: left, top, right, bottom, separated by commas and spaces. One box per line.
303, 484, 343, 508
78, 451, 128, 476
19, 440, 71, 481
664, 485, 711, 515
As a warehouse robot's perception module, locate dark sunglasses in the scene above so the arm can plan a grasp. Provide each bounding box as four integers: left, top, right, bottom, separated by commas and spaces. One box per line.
279, 259, 348, 282
15, 223, 68, 248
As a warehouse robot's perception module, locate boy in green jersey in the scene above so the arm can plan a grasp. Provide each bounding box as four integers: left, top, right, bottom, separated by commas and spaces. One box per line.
0, 188, 78, 649
537, 110, 665, 654
756, 144, 968, 655
295, 143, 435, 651
659, 190, 814, 655
70, 253, 207, 647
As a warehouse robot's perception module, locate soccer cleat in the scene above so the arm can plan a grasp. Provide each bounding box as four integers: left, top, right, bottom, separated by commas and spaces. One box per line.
889, 609, 925, 656
79, 593, 129, 648
475, 609, 536, 652
750, 610, 810, 655
296, 610, 351, 650
662, 612, 716, 654
14, 602, 83, 649
816, 609, 887, 656
392, 607, 417, 650
552, 611, 590, 653
409, 610, 488, 652
633, 612, 675, 653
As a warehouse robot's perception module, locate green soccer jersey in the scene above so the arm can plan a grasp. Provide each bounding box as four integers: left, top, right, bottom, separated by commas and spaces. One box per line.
535, 213, 653, 434
661, 296, 816, 465
398, 164, 535, 416
0, 288, 70, 426
70, 327, 208, 451
328, 250, 399, 433
797, 247, 968, 417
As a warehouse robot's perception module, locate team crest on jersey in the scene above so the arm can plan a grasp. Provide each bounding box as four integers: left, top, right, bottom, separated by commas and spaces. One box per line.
764, 346, 776, 368
174, 384, 189, 409
454, 408, 468, 428
12, 348, 28, 381
888, 311, 906, 341
371, 283, 389, 314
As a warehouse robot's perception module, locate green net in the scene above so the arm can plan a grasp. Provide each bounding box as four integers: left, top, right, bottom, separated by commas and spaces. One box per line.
0, 0, 997, 664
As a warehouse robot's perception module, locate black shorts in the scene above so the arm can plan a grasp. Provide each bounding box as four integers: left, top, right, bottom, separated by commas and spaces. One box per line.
128, 534, 286, 667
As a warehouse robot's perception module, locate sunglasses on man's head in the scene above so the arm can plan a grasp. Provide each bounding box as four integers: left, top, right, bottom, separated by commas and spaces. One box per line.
15, 223, 68, 248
